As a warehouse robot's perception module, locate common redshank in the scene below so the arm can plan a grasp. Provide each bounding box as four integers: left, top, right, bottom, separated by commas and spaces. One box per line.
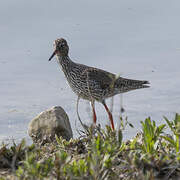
49, 38, 150, 130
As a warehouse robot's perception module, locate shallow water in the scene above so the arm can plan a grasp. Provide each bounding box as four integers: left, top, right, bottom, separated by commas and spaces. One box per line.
0, 0, 180, 143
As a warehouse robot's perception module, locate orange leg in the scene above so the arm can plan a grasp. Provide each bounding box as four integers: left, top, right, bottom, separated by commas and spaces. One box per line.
91, 101, 97, 125
102, 102, 115, 130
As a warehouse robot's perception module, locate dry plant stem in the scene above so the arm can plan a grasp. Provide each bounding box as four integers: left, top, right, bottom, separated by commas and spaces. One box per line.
119, 94, 123, 130
102, 101, 115, 130
119, 94, 126, 126
117, 94, 123, 142
110, 96, 114, 114
120, 93, 124, 114
91, 101, 97, 125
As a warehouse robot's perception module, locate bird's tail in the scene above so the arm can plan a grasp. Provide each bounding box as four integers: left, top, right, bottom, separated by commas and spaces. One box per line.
114, 77, 150, 93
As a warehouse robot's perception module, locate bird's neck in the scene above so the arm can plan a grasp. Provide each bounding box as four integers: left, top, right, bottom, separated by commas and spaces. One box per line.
56, 54, 73, 75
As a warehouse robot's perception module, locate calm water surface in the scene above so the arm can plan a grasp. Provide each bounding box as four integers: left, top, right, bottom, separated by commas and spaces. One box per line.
0, 0, 180, 143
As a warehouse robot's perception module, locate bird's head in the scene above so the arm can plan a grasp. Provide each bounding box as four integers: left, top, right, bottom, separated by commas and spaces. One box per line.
49, 38, 69, 61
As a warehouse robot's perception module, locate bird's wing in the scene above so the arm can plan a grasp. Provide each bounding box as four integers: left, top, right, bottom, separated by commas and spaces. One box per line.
82, 67, 116, 90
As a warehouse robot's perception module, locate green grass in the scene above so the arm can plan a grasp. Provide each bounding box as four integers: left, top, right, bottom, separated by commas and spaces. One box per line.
0, 114, 180, 179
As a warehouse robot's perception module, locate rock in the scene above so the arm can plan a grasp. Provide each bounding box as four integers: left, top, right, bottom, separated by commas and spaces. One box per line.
28, 106, 73, 144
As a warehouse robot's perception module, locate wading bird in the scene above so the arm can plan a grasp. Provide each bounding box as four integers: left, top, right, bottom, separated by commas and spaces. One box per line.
49, 38, 150, 130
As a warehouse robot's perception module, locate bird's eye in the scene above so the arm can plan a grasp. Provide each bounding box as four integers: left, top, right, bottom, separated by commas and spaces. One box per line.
60, 43, 65, 48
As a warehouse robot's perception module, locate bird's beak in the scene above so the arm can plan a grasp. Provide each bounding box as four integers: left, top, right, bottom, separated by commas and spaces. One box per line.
48, 50, 57, 61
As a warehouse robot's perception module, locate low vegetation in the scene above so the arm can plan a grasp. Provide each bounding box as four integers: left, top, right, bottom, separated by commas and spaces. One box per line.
0, 114, 180, 179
